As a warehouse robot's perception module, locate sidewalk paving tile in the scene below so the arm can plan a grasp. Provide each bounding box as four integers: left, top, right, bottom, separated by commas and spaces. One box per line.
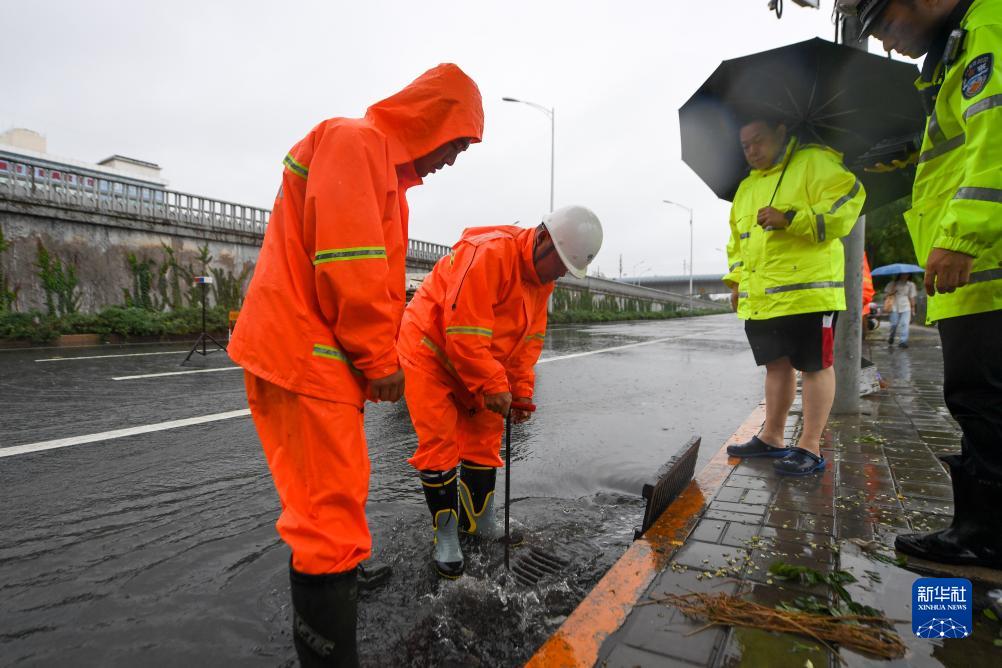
591, 327, 1002, 667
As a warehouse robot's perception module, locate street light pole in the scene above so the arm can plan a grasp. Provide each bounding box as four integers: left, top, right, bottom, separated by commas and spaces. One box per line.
663, 200, 694, 312
831, 14, 868, 415
502, 96, 555, 211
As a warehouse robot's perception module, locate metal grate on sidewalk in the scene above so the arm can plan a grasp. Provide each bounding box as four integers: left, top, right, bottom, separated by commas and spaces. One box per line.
634, 435, 701, 540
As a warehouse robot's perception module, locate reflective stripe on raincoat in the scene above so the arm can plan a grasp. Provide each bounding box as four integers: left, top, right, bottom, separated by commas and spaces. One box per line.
905, 0, 1002, 321
724, 141, 866, 320
398, 226, 552, 402
228, 64, 484, 405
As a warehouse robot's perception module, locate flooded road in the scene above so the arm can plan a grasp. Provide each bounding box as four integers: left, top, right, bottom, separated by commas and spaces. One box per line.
0, 315, 762, 666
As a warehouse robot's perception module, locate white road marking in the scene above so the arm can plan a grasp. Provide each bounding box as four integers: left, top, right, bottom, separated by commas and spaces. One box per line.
36, 350, 190, 363
113, 367, 243, 381
537, 336, 677, 365
7, 334, 680, 459
0, 409, 251, 459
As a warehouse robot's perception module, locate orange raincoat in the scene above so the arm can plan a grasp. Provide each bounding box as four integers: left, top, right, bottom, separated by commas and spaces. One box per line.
862, 254, 875, 317
399, 226, 553, 472
229, 63, 483, 574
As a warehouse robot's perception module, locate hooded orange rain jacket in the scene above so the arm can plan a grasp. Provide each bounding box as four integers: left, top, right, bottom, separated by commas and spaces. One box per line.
228, 64, 483, 574
230, 64, 483, 404
399, 226, 553, 472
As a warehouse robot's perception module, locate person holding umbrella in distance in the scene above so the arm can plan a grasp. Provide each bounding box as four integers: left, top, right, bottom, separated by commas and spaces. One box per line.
722, 117, 866, 475
397, 206, 603, 578
837, 0, 1002, 570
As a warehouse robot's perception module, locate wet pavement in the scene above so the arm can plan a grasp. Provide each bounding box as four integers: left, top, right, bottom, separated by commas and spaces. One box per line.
551, 325, 1002, 667
0, 314, 762, 666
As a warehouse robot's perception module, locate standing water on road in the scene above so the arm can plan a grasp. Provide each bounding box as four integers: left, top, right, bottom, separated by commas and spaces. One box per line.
0, 316, 761, 666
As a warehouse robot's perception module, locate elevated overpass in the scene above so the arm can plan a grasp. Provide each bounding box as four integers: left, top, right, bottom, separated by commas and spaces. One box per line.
617, 274, 731, 297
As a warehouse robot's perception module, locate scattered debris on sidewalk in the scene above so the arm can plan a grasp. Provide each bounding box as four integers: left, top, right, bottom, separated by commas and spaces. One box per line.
649, 591, 906, 661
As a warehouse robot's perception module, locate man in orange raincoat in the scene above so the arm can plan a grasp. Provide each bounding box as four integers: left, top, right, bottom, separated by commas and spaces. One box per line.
228, 63, 483, 666
398, 206, 603, 578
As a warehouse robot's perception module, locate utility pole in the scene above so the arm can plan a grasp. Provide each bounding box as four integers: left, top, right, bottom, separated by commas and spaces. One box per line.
832, 13, 866, 414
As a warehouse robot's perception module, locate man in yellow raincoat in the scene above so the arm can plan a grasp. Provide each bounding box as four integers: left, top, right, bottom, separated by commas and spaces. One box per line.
723, 116, 865, 476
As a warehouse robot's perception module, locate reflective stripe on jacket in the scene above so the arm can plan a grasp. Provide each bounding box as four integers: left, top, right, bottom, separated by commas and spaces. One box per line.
906, 0, 1002, 322
724, 141, 866, 320
228, 64, 484, 405
398, 226, 552, 401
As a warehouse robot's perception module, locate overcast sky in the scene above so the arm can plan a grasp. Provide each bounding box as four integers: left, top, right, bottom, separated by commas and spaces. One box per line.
1, 1, 914, 279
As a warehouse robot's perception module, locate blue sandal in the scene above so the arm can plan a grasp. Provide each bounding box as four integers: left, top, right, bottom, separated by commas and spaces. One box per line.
773, 447, 825, 476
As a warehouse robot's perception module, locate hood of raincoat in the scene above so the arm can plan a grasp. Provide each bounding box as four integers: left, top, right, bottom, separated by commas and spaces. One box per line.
365, 63, 484, 167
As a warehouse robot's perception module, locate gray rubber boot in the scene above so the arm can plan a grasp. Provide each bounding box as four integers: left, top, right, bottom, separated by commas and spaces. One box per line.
458, 462, 505, 540
458, 461, 524, 545
420, 468, 464, 578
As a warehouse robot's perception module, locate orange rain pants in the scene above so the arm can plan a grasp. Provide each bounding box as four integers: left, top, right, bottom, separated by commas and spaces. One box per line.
245, 372, 370, 575
403, 359, 505, 471
399, 225, 552, 472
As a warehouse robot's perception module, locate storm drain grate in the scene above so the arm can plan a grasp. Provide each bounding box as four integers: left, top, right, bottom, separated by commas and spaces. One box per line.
634, 435, 701, 540
511, 546, 571, 587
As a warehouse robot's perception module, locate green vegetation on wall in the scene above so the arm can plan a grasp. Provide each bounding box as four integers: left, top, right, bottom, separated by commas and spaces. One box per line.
121, 242, 249, 313
35, 241, 80, 317
0, 227, 16, 313
548, 285, 690, 323
123, 253, 157, 310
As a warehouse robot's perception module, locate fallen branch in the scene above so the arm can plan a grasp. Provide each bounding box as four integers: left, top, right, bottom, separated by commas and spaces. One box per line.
650, 592, 906, 661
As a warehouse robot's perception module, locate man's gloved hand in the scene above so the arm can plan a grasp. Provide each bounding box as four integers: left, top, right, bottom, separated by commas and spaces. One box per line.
368, 368, 404, 403
730, 287, 739, 312
484, 391, 512, 416
511, 397, 533, 424
924, 248, 974, 295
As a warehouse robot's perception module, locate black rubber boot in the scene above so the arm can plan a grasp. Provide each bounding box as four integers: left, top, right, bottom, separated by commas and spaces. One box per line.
288, 565, 359, 667
458, 461, 524, 545
895, 456, 1002, 569
420, 468, 464, 578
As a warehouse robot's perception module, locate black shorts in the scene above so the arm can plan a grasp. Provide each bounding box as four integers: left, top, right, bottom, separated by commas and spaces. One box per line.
744, 311, 838, 372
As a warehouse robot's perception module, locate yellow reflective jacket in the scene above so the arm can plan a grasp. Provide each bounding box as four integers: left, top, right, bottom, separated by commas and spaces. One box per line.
724, 141, 866, 320
906, 0, 1002, 322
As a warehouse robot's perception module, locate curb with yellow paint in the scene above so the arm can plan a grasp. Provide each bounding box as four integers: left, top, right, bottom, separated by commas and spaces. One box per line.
527, 403, 766, 668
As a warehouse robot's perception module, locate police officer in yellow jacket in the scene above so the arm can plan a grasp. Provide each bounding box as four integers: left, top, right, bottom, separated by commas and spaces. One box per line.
724, 117, 865, 476
840, 0, 1002, 569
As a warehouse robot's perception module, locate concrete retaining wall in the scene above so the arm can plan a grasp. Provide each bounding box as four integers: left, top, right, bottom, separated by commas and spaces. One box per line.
0, 200, 260, 313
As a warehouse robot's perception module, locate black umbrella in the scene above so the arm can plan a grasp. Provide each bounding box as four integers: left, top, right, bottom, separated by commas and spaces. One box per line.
679, 38, 926, 212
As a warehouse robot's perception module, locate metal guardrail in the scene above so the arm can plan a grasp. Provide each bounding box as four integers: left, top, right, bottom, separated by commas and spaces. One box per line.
558, 274, 731, 312
0, 154, 271, 235
0, 154, 454, 261
408, 239, 452, 263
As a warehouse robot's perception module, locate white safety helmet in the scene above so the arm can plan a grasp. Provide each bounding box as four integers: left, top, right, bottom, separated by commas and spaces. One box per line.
541, 205, 603, 279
